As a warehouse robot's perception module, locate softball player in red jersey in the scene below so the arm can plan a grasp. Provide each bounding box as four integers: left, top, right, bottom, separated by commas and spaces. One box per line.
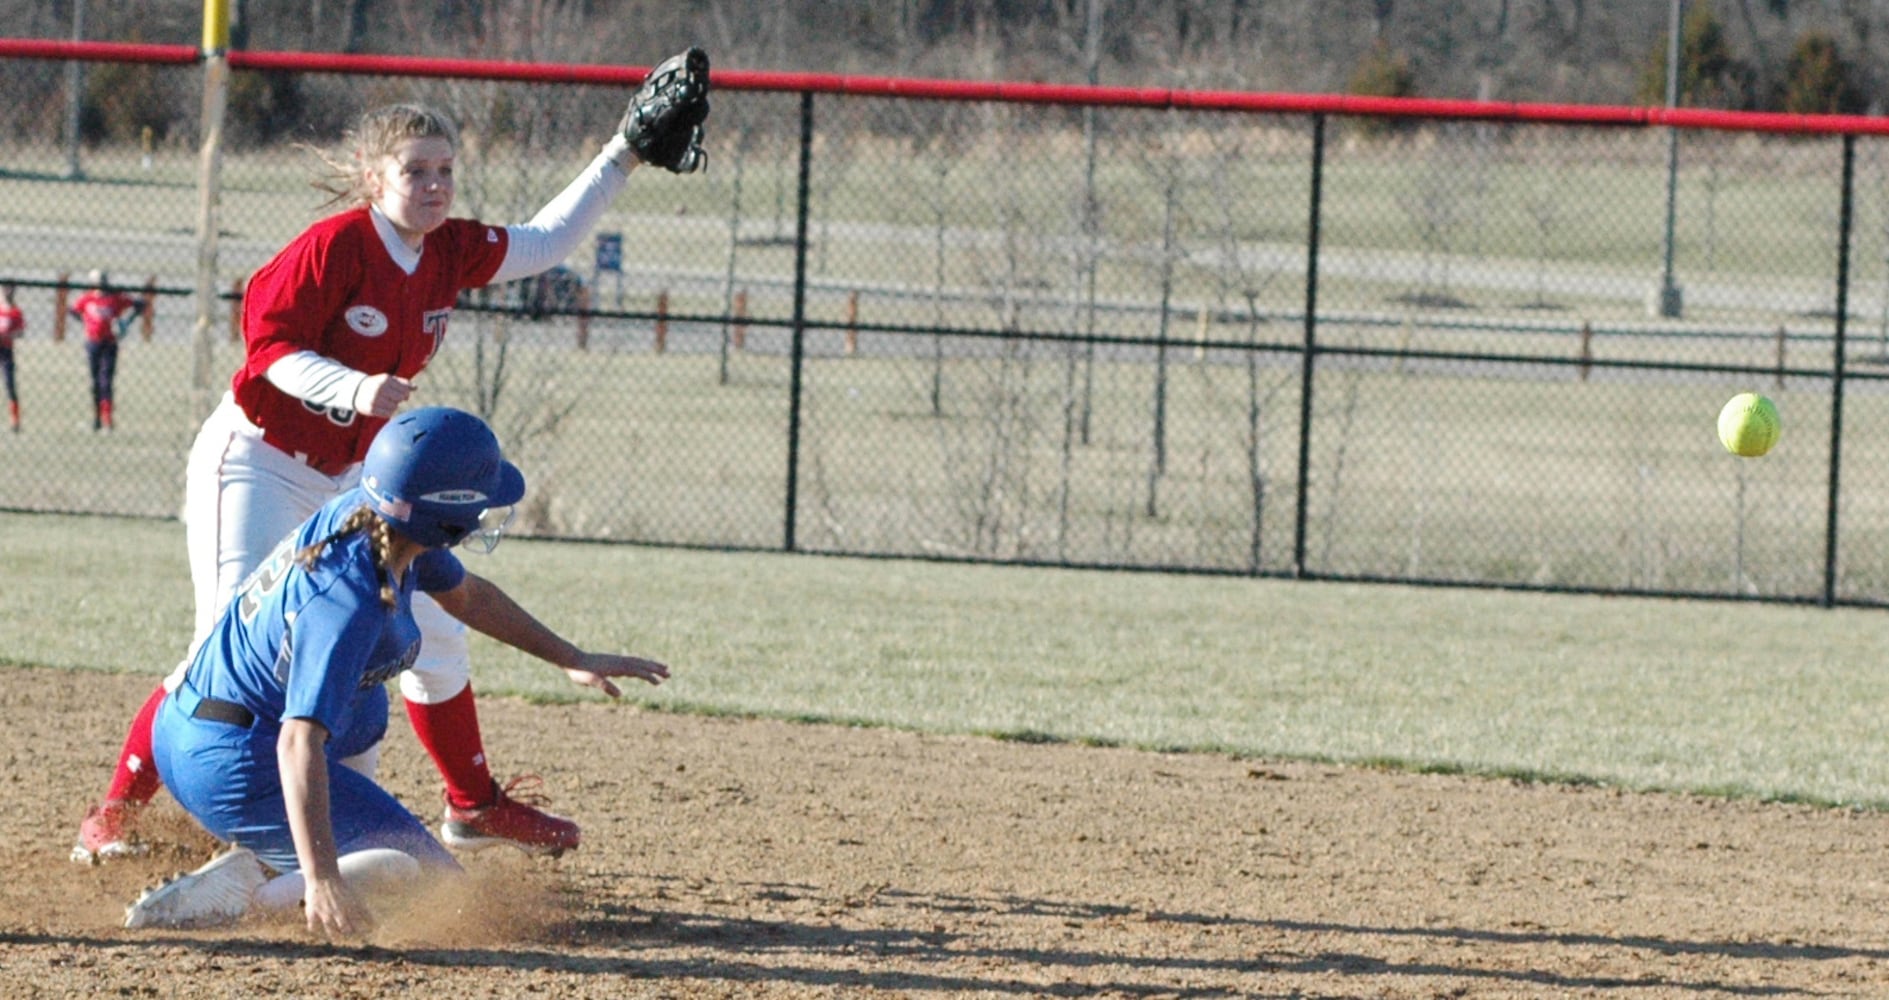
0, 283, 22, 431
69, 270, 144, 431
75, 94, 698, 862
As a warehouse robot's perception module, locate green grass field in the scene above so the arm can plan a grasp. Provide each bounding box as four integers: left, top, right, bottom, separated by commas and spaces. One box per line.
9, 509, 1889, 810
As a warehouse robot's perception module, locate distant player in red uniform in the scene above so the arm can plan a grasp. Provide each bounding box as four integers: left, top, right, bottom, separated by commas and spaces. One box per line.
72, 50, 710, 863
69, 270, 144, 431
0, 283, 22, 432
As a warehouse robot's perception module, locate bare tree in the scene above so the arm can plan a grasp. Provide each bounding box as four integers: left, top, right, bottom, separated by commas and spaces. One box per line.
715, 99, 759, 386
1403, 126, 1475, 306
1197, 118, 1290, 572
1524, 166, 1561, 309
46, 0, 1889, 137
898, 101, 973, 418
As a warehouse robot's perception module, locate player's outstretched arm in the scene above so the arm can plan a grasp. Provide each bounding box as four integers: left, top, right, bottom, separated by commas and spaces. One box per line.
430, 573, 670, 698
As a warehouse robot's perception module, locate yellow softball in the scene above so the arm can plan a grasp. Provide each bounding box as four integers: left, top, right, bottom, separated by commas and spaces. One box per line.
1717, 392, 1780, 458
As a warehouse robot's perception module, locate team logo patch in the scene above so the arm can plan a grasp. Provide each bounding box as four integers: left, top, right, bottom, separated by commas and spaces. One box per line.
345, 305, 390, 337
421, 489, 488, 504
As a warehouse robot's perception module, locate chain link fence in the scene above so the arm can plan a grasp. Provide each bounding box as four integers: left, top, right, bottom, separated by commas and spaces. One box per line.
4, 52, 1889, 604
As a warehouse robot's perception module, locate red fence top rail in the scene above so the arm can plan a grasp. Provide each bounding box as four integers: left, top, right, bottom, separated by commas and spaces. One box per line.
5, 37, 1889, 137
719, 70, 1889, 134
0, 38, 197, 66
229, 49, 645, 86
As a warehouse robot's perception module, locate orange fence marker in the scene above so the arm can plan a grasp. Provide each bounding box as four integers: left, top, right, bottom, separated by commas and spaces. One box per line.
575, 285, 590, 351
654, 290, 669, 353
229, 276, 246, 342
140, 276, 156, 341
732, 289, 747, 351
53, 272, 68, 342
1577, 321, 1593, 382
845, 289, 859, 356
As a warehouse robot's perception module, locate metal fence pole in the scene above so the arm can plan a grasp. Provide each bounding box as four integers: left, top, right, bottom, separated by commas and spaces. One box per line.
783, 90, 815, 553
1654, 0, 1684, 318
1824, 134, 1855, 607
1292, 113, 1326, 579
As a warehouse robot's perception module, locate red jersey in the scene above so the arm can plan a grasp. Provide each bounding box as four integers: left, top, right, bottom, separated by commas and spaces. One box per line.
71, 290, 139, 344
0, 304, 21, 350
232, 208, 508, 472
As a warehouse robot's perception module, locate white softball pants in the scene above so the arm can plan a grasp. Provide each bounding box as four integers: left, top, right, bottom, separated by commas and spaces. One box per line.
166, 394, 473, 708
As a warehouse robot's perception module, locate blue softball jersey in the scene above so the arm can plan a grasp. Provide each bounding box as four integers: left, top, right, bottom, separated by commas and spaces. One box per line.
152, 487, 467, 873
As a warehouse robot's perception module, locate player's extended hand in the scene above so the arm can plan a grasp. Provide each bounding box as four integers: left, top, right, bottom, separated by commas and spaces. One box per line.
352, 374, 414, 418
563, 651, 669, 698
303, 872, 375, 940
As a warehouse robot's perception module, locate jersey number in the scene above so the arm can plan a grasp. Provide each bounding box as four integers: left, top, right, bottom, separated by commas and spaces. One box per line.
302, 399, 358, 427
236, 545, 294, 623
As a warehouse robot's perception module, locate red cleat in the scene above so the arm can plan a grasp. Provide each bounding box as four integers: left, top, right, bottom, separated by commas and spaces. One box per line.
439, 775, 580, 857
72, 799, 148, 864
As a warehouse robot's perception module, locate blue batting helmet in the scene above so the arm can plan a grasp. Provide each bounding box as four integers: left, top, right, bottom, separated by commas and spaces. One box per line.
360, 407, 526, 550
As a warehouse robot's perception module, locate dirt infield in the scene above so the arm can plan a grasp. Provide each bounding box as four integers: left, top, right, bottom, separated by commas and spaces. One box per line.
4, 667, 1889, 998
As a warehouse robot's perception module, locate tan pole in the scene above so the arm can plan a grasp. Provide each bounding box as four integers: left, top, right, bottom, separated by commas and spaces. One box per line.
192, 0, 231, 420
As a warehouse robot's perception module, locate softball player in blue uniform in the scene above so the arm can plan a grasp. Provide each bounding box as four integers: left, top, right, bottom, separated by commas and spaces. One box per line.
128, 407, 669, 937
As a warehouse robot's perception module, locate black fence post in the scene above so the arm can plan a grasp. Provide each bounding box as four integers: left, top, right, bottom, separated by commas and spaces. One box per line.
1824, 134, 1854, 607
1292, 113, 1326, 579
784, 90, 815, 554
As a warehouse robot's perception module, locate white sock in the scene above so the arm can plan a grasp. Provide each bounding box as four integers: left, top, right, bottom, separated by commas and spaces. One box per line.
337, 742, 382, 779
252, 848, 423, 913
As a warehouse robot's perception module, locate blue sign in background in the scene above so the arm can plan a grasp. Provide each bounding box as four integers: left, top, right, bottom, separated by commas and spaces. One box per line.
595, 232, 622, 273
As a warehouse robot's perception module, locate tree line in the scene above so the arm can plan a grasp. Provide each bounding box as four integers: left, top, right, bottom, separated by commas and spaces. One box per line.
3, 1, 1883, 148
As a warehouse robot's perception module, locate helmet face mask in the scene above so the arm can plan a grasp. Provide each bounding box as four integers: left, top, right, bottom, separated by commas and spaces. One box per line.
361, 407, 526, 550
462, 503, 517, 554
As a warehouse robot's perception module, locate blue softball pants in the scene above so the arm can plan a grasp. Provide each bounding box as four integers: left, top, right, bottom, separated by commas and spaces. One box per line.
152, 682, 460, 875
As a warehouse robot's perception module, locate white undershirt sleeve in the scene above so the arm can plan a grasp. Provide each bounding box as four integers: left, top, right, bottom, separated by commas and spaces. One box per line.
490, 145, 631, 285
265, 350, 369, 414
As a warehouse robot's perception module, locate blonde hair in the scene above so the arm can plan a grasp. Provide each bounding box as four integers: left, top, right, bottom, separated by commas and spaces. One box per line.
297, 506, 401, 609
310, 103, 459, 211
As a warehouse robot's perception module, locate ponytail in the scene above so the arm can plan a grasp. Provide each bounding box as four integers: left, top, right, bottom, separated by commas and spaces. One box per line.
296, 506, 401, 608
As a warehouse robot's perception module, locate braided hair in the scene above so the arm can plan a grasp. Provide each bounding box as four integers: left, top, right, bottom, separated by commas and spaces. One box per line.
296, 506, 400, 609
